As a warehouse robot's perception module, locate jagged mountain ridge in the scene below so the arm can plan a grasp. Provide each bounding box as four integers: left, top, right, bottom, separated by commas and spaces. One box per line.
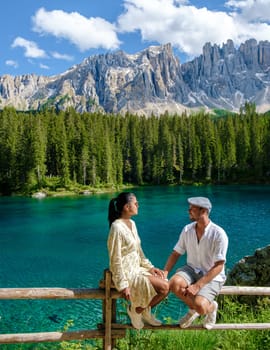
1, 39, 270, 115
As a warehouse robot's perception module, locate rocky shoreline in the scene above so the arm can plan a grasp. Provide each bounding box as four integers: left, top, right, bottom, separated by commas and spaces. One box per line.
226, 245, 270, 287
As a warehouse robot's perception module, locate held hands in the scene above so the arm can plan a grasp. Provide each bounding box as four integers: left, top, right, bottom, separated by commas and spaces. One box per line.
164, 270, 168, 280
149, 267, 168, 280
121, 267, 169, 300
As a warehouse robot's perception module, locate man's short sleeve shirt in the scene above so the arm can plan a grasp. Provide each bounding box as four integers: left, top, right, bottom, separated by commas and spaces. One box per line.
173, 221, 228, 282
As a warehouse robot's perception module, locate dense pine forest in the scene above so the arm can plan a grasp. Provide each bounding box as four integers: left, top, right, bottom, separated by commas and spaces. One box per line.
0, 103, 269, 195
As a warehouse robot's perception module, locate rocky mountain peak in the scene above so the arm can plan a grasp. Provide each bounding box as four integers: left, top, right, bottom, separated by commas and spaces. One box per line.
1, 39, 270, 115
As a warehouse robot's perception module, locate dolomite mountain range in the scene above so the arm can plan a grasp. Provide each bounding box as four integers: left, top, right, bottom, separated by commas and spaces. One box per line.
1, 38, 270, 115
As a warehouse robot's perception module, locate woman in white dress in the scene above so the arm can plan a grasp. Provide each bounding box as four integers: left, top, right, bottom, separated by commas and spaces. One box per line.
107, 192, 169, 329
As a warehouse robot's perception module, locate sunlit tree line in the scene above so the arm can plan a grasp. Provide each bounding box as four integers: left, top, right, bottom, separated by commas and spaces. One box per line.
0, 103, 269, 194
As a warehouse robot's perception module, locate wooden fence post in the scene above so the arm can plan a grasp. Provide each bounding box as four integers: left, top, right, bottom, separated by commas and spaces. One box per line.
103, 269, 113, 350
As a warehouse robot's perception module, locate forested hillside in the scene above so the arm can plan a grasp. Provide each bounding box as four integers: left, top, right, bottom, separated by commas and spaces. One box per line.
0, 103, 269, 195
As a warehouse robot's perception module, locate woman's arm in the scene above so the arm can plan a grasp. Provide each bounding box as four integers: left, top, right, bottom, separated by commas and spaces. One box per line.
107, 227, 129, 291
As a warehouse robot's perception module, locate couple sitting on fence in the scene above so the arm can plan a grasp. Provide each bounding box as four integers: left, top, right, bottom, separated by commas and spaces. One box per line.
107, 192, 228, 330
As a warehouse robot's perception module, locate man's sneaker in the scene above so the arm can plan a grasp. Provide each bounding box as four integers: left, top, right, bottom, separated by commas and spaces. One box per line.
203, 301, 218, 330
142, 307, 162, 326
127, 305, 144, 329
179, 309, 199, 328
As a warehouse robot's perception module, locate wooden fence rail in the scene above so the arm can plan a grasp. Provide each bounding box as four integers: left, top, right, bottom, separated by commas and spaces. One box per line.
0, 269, 269, 350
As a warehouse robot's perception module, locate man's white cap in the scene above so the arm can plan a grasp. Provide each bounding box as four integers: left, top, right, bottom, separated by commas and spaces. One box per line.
187, 197, 212, 212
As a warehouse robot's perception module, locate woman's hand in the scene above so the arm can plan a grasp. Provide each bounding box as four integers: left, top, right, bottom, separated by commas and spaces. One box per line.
121, 287, 131, 300
149, 267, 167, 280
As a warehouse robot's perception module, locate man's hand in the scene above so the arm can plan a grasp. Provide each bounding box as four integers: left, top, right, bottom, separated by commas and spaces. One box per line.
164, 270, 169, 280
184, 284, 200, 297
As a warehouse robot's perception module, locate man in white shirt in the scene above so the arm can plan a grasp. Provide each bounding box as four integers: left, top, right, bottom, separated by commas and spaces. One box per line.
164, 197, 228, 329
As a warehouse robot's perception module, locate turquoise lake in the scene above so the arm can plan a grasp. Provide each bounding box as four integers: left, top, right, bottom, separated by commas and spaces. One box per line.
0, 185, 269, 333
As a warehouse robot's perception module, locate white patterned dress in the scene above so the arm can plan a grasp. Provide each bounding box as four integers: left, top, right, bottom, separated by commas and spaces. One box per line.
107, 218, 157, 308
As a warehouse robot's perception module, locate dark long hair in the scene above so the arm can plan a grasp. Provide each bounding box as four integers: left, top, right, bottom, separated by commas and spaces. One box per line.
108, 192, 135, 227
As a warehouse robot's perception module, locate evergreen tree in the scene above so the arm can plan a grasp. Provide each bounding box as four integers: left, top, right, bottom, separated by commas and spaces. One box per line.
109, 114, 124, 185
157, 115, 174, 183
54, 111, 70, 186
217, 116, 237, 180
141, 115, 159, 183
0, 107, 20, 193
185, 115, 202, 180
235, 113, 251, 175
127, 115, 143, 184
172, 115, 185, 183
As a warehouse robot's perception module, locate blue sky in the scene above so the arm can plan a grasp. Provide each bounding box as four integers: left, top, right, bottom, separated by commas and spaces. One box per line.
1, 0, 270, 76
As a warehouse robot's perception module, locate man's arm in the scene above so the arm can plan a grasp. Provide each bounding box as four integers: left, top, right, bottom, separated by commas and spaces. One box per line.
163, 250, 181, 278
186, 260, 225, 297
197, 260, 225, 288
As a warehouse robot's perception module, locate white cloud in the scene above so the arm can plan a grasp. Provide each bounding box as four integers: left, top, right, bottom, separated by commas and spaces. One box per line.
225, 0, 270, 22
40, 63, 49, 69
6, 60, 18, 68
32, 8, 121, 51
51, 52, 74, 61
11, 37, 47, 58
224, 0, 270, 44
117, 0, 270, 57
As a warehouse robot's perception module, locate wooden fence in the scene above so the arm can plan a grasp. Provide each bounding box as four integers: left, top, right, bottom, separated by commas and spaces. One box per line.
0, 269, 269, 350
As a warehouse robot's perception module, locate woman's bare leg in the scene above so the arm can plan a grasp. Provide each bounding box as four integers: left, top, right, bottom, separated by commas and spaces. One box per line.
135, 275, 169, 313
